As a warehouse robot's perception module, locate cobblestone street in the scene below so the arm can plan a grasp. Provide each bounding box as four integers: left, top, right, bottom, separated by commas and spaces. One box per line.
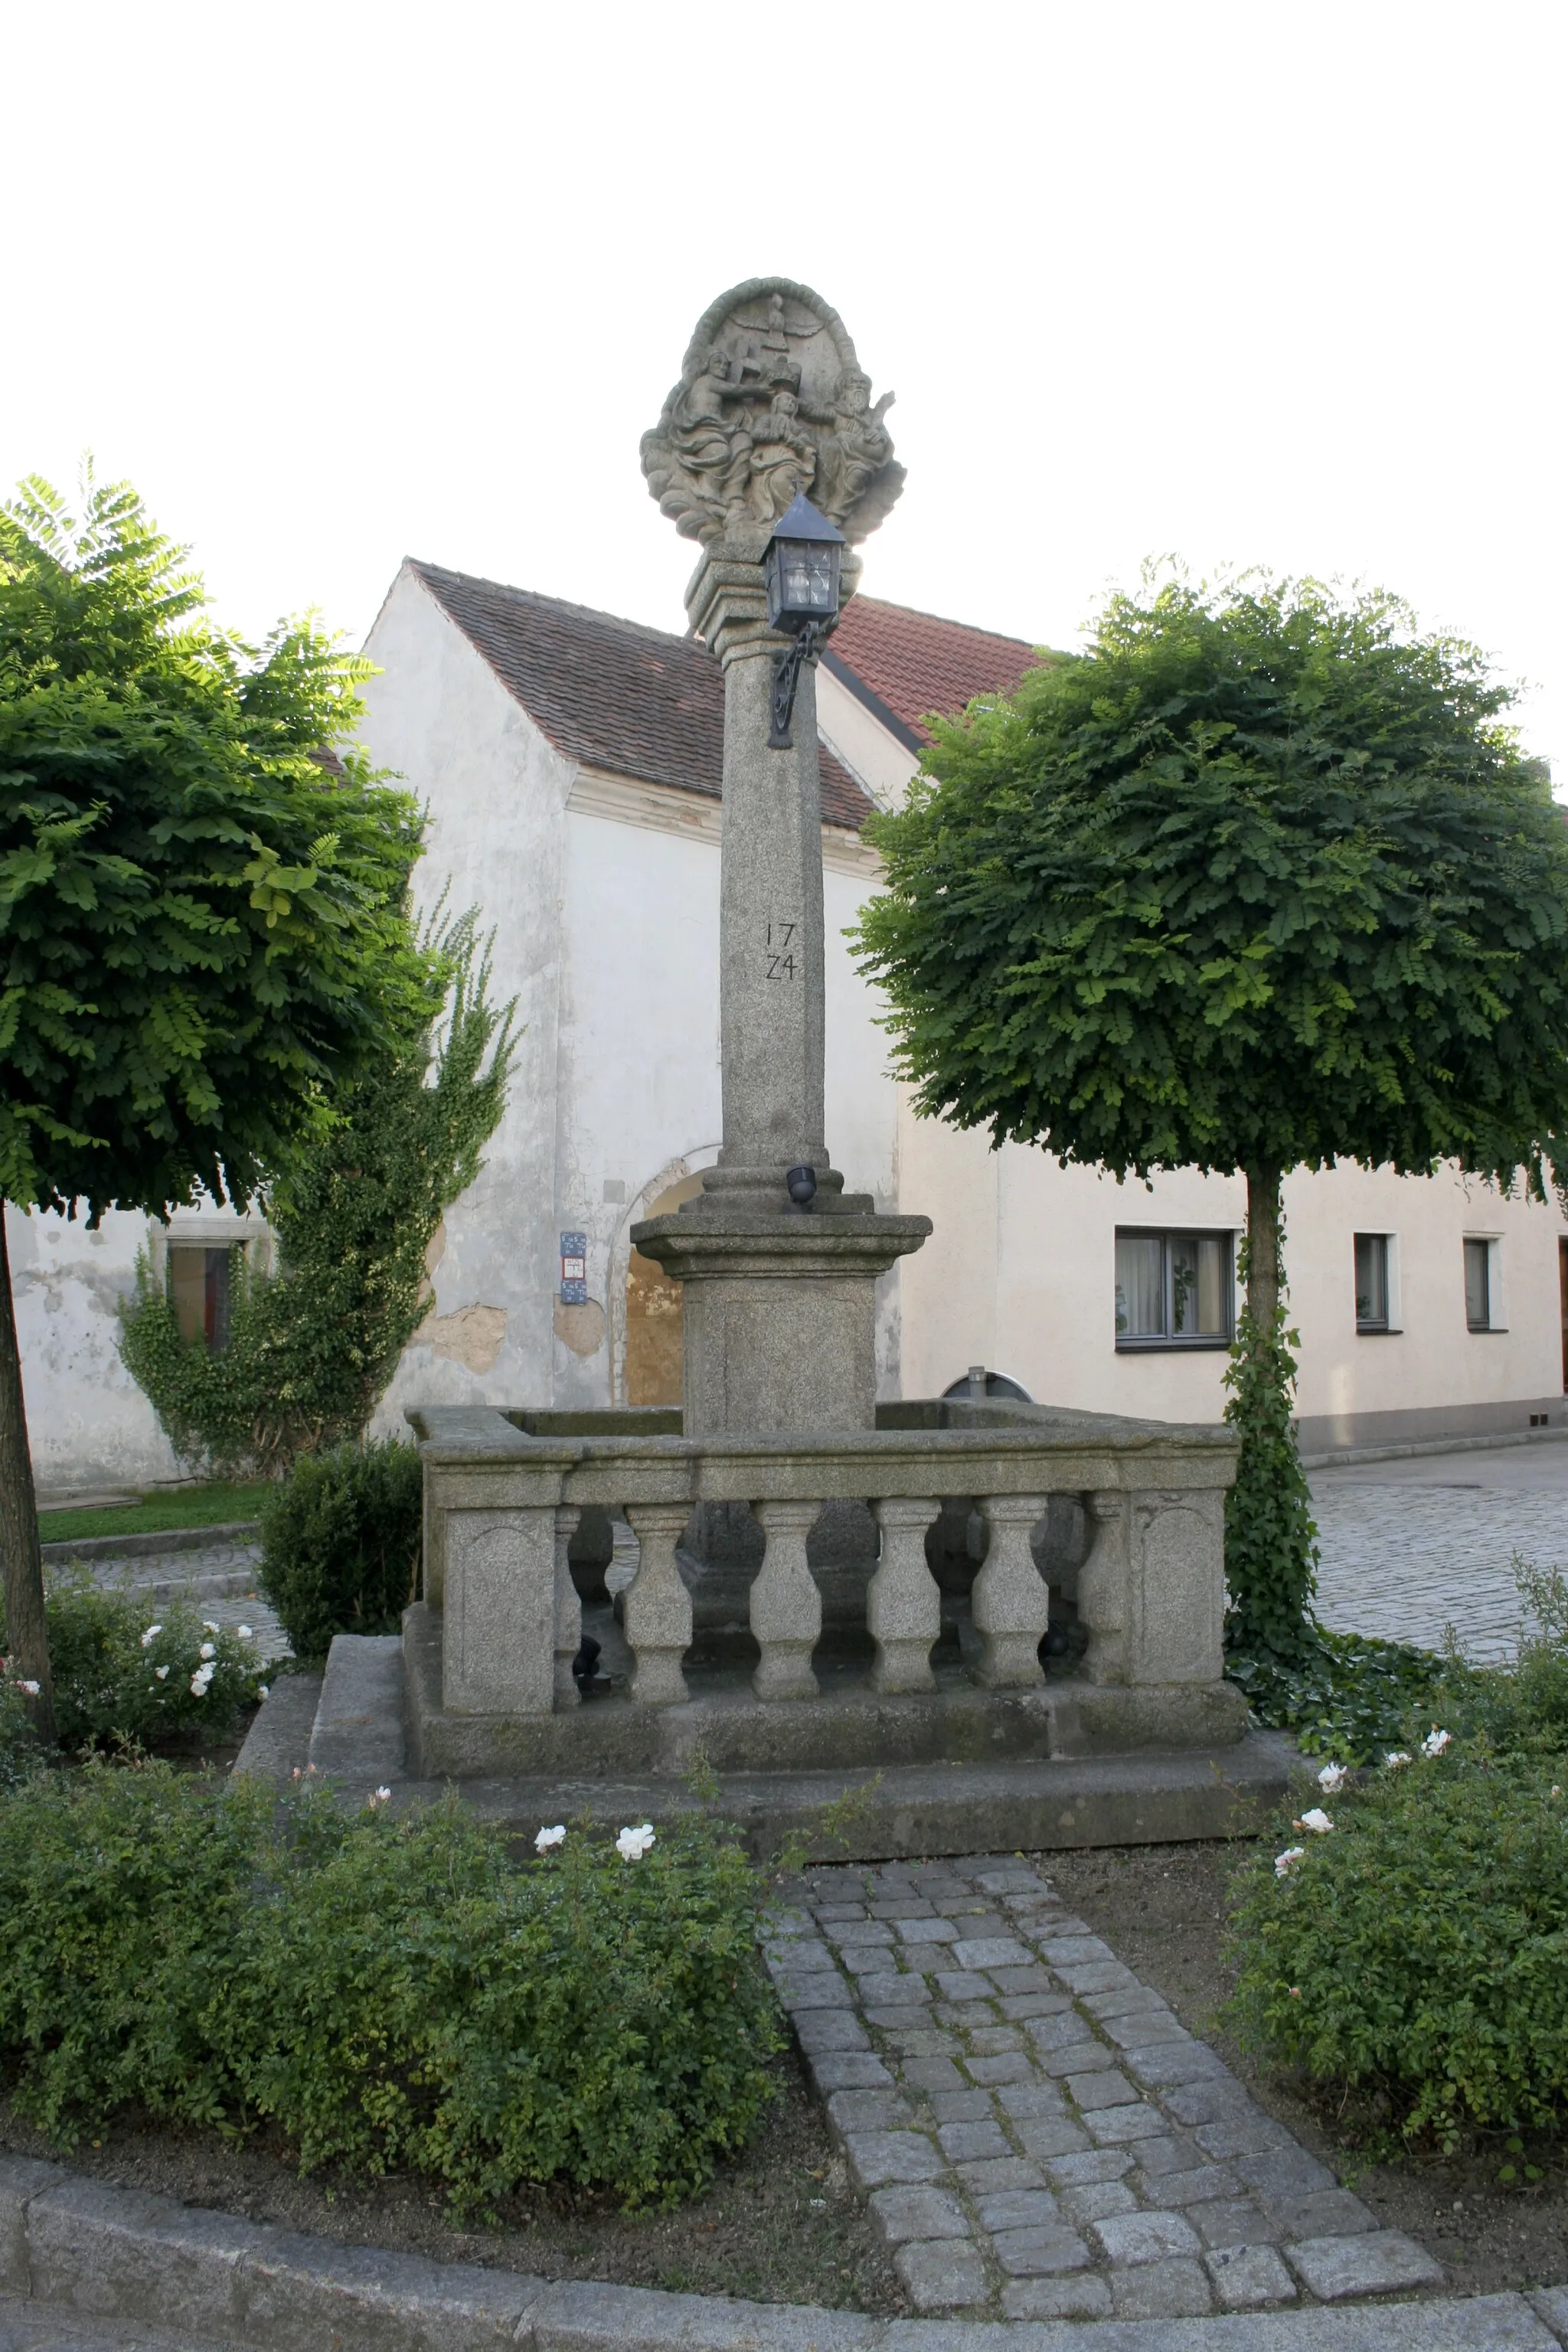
1310, 1441, 1568, 1664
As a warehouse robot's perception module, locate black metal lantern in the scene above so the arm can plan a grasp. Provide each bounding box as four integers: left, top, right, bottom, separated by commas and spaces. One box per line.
763, 493, 844, 747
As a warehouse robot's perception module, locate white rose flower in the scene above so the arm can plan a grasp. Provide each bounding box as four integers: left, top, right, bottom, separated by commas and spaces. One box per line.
1385, 1752, 1413, 1770
18, 1679, 40, 1697
535, 1824, 567, 1853
257, 1684, 269, 1700
198, 1642, 217, 1661
190, 1665, 214, 1697
369, 1785, 391, 1805
616, 1822, 656, 1861
140, 1625, 163, 1648
237, 1625, 253, 1640
202, 1620, 220, 1635
1422, 1727, 1452, 1759
1295, 1808, 1334, 1834
154, 1665, 170, 1681
1275, 1846, 1306, 1878
1317, 1762, 1348, 1795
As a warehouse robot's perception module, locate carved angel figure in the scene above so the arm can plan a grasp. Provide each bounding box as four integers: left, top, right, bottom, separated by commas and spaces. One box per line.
815, 369, 897, 521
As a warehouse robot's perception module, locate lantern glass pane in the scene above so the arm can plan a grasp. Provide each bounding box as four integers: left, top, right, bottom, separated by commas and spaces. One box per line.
782, 548, 814, 608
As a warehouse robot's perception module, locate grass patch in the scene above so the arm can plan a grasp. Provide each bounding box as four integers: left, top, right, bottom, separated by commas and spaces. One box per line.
38, 1481, 273, 1547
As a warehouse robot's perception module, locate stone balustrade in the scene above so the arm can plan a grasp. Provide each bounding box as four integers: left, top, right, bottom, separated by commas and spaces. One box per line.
406, 1403, 1243, 1775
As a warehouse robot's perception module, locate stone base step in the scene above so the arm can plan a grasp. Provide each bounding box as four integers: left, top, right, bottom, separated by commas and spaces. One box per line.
235, 1635, 1293, 1859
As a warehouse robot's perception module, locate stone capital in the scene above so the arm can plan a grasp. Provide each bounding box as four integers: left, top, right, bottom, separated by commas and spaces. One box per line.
684, 542, 861, 666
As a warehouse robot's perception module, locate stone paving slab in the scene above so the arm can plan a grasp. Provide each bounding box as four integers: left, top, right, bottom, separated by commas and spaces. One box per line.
768, 1854, 1452, 2326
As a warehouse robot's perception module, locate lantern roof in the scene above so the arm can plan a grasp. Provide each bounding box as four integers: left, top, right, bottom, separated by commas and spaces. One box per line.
766, 492, 846, 547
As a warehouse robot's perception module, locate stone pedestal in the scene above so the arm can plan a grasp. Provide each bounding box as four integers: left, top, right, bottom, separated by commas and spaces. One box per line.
630, 536, 929, 1437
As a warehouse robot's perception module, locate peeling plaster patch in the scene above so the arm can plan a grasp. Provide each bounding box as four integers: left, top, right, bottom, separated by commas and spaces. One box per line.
415, 1220, 449, 1312
418, 1302, 507, 1372
554, 1298, 606, 1357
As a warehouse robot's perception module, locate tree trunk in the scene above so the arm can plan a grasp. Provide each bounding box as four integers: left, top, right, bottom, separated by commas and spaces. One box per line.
1245, 1165, 1282, 1331
0, 1204, 55, 1743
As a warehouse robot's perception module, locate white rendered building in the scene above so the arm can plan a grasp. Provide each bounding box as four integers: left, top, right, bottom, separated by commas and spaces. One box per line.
13, 564, 1566, 1490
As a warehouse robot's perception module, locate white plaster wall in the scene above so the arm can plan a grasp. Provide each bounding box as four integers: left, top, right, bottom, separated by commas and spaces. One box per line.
363, 567, 570, 1437
893, 1099, 1566, 1428
1285, 1161, 1563, 1430
8, 1203, 178, 1491
552, 804, 721, 1407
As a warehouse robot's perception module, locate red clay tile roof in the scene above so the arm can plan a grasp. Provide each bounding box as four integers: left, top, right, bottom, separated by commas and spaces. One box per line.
828, 596, 1042, 746
410, 561, 875, 831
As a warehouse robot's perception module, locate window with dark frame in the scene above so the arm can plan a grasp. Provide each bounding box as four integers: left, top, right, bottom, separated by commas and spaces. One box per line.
1464, 1237, 1491, 1332
168, 1245, 235, 1353
1114, 1230, 1233, 1348
1354, 1233, 1390, 1332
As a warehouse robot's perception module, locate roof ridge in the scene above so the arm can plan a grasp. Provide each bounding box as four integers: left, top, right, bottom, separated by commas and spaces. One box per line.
408, 560, 694, 654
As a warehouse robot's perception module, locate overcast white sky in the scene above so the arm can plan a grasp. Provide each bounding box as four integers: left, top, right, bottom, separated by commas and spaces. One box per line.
3, 2, 1563, 770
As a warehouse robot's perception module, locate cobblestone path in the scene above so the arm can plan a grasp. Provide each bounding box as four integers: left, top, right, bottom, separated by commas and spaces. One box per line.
768, 1853, 1442, 2322
1311, 1482, 1566, 1664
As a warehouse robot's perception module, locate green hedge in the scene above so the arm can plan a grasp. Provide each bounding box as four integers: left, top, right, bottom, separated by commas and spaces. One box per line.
258, 1440, 422, 1659
0, 1766, 781, 2210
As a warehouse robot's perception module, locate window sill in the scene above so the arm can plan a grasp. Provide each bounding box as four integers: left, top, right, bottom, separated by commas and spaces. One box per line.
1355, 1324, 1403, 1336
1115, 1338, 1233, 1354
1467, 1324, 1509, 1335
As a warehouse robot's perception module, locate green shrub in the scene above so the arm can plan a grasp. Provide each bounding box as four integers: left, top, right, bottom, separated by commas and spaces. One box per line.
0, 1667, 43, 1791
0, 1761, 270, 2136
0, 1766, 782, 2210
1227, 1739, 1568, 2147
258, 1440, 422, 1658
0, 1571, 270, 1749
1437, 1557, 1568, 1760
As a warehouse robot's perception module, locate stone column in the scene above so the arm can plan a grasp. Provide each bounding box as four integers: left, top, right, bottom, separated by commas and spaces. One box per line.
629, 542, 929, 1436
632, 279, 929, 1439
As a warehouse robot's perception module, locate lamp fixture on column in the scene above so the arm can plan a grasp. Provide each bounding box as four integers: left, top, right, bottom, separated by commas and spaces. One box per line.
763, 492, 845, 749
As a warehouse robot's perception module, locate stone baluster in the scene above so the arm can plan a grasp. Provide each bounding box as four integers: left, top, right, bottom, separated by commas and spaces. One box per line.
553, 1504, 581, 1709
623, 1502, 694, 1706
867, 1497, 942, 1692
1078, 1489, 1130, 1684
972, 1493, 1050, 1687
750, 1499, 822, 1699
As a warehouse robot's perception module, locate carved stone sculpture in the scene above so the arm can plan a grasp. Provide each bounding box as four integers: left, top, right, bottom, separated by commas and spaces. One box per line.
642, 278, 905, 547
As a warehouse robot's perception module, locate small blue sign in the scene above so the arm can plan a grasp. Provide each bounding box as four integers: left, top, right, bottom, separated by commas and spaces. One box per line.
560, 1231, 588, 1305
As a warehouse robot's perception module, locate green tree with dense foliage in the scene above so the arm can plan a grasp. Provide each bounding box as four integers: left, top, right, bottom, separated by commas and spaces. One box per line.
119, 911, 514, 1472
0, 469, 437, 1738
854, 571, 1568, 1664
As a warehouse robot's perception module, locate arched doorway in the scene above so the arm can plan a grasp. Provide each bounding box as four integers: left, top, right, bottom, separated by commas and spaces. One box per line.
624, 1173, 704, 1406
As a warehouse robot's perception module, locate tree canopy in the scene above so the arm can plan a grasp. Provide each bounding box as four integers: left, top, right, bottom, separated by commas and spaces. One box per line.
0, 466, 439, 1739
854, 573, 1568, 1198
0, 469, 434, 1220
